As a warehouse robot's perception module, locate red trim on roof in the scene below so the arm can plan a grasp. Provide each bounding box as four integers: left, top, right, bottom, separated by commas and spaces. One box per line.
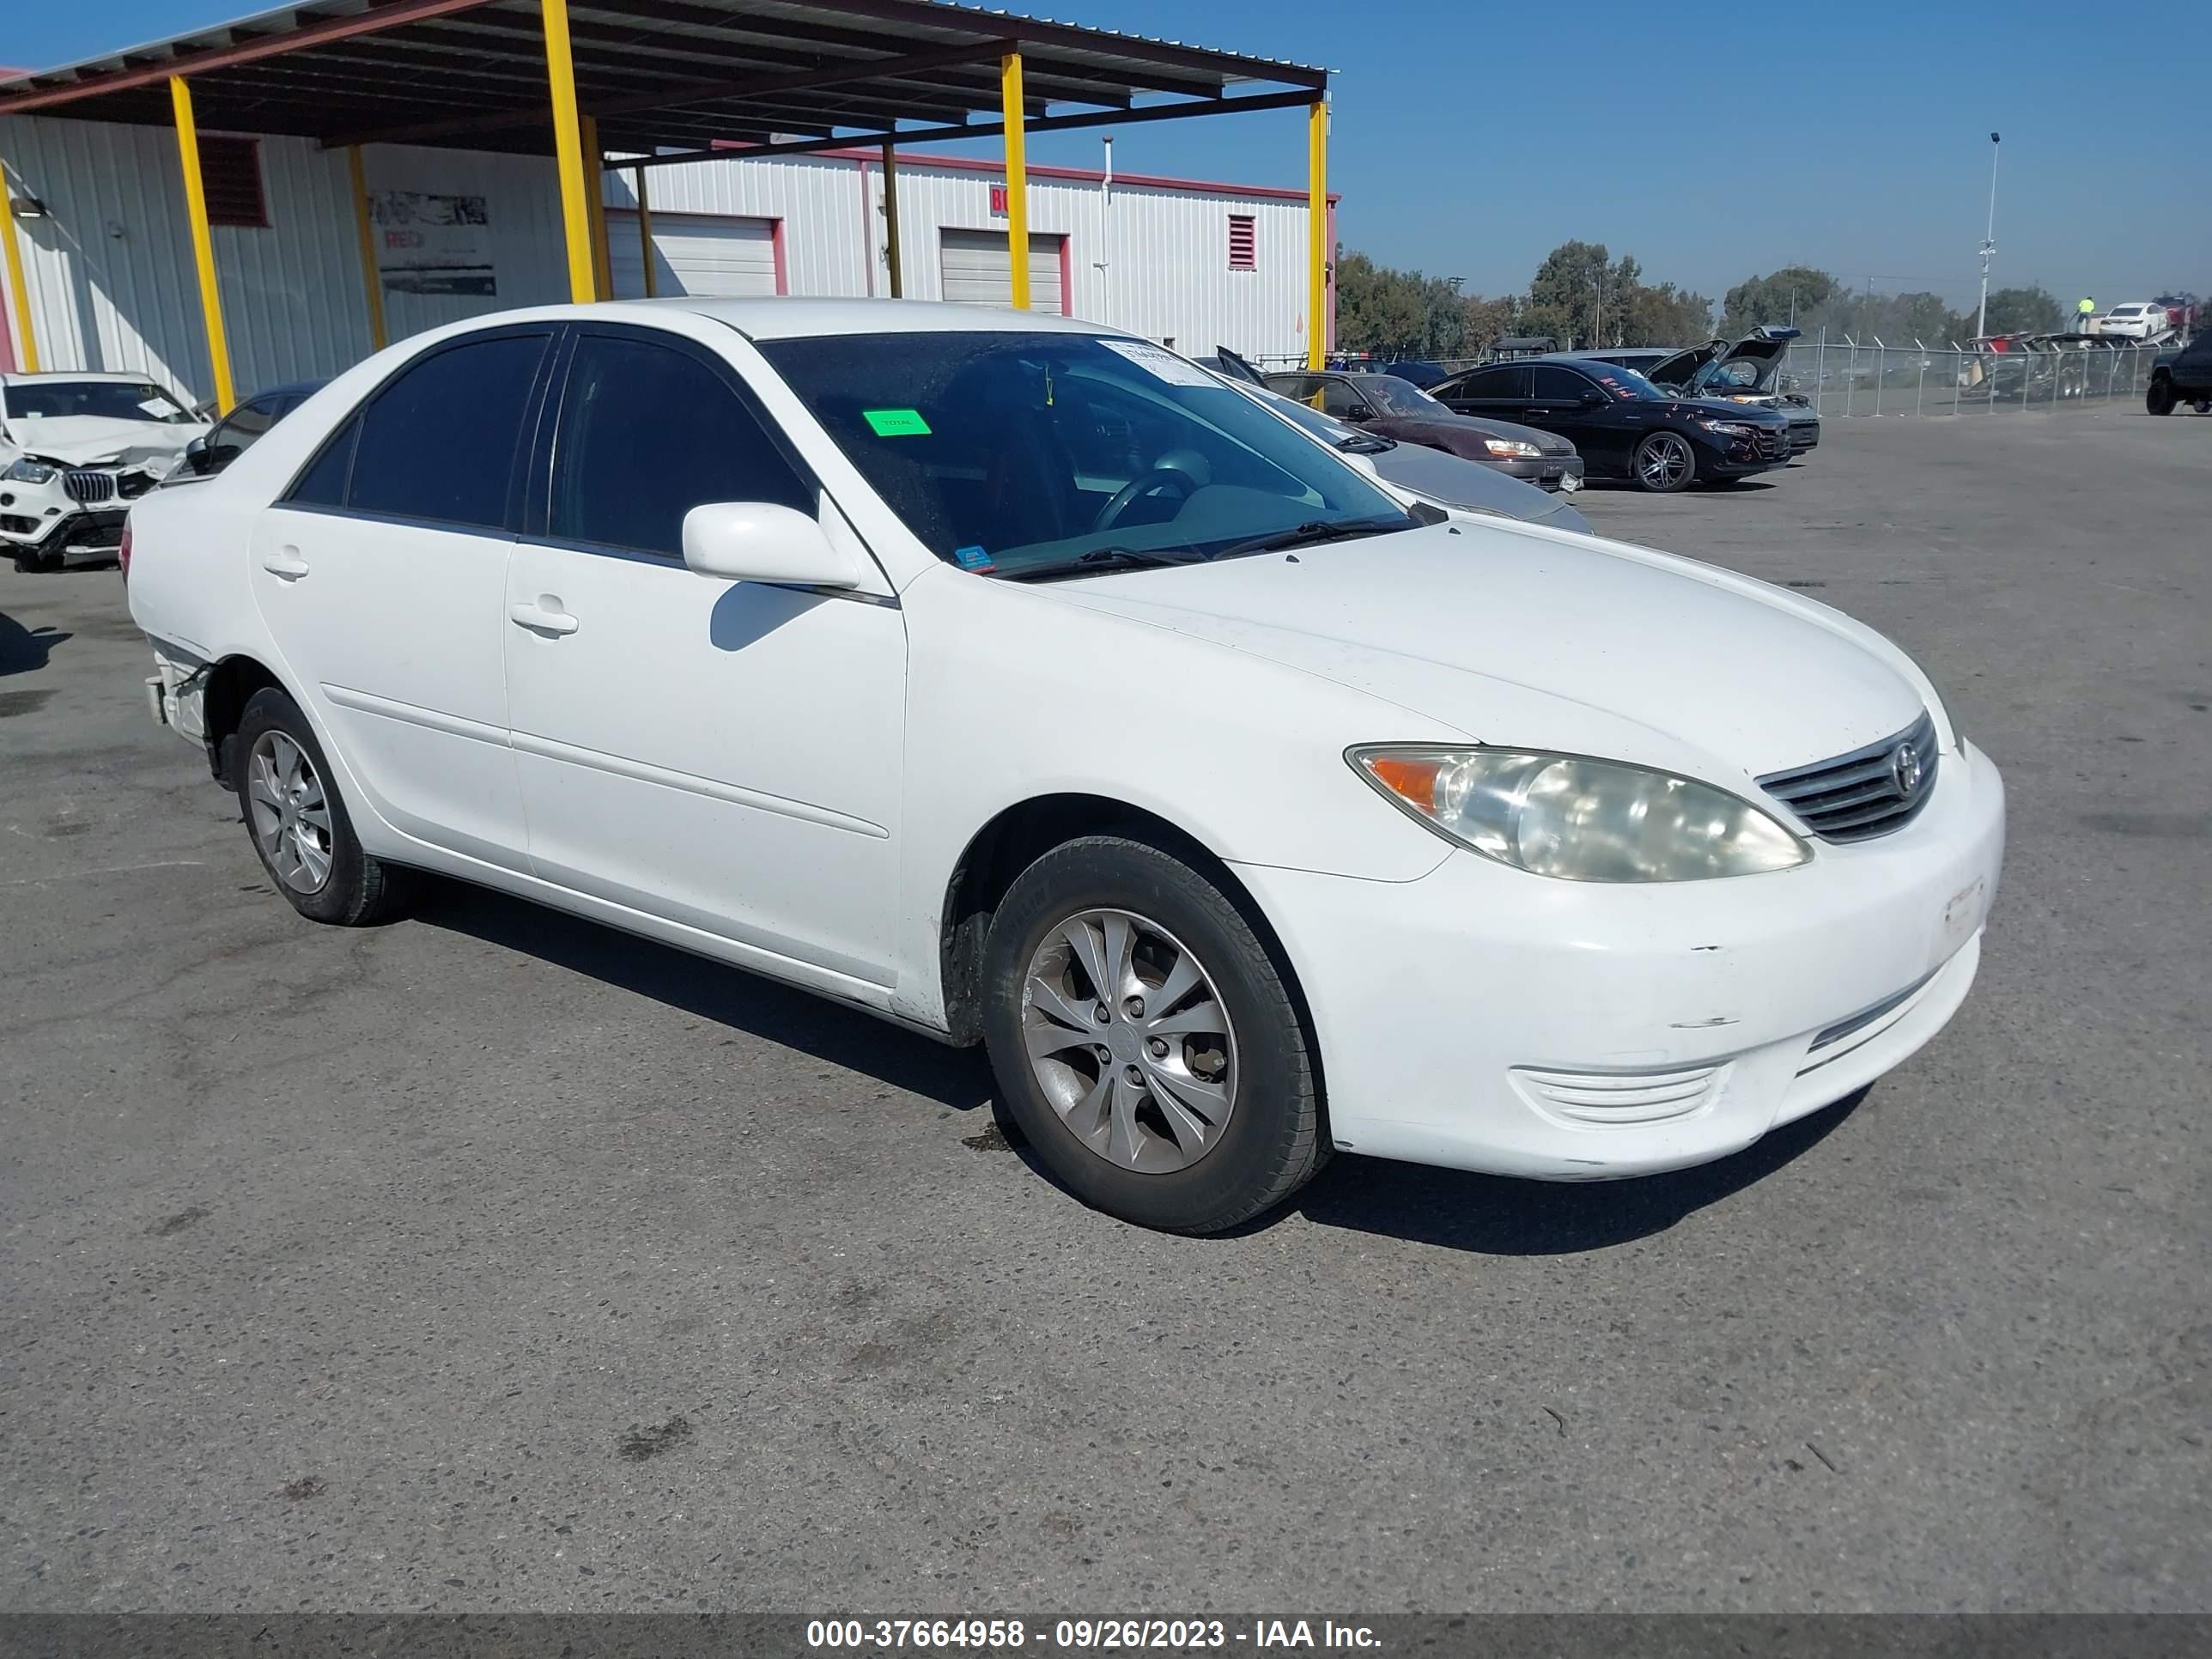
792, 145, 1338, 205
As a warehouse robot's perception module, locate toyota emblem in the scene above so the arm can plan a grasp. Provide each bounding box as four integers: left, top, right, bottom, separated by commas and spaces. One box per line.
1892, 740, 1923, 798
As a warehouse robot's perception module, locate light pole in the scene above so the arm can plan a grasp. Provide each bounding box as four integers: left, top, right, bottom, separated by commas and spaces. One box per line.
1975, 131, 2000, 337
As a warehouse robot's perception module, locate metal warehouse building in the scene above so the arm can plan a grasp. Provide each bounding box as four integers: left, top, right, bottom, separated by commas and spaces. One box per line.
0, 0, 1337, 410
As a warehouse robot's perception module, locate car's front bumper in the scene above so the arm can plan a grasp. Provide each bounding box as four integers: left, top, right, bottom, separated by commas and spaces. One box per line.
1231, 738, 2005, 1181
1490, 453, 1586, 493
1, 504, 130, 562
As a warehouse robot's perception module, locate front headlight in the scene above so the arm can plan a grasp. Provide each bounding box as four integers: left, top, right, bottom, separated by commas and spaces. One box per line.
1350, 746, 1810, 882
1698, 419, 1756, 437
1482, 439, 1544, 459
4, 456, 58, 484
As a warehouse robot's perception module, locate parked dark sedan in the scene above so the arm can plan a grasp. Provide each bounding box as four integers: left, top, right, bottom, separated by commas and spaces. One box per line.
1580, 326, 1820, 456
1429, 357, 1791, 492
1264, 370, 1584, 493
172, 378, 328, 478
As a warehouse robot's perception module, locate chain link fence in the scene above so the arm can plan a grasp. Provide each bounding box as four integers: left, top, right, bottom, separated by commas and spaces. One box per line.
1771, 335, 2166, 417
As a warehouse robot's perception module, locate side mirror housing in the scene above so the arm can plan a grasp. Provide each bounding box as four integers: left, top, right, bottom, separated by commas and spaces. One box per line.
1340, 404, 1376, 423
682, 501, 860, 589
182, 434, 212, 473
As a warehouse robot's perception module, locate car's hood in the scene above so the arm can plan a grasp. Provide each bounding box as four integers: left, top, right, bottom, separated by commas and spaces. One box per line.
1389, 412, 1577, 454
1, 415, 204, 468
1043, 522, 1924, 780
1364, 443, 1567, 525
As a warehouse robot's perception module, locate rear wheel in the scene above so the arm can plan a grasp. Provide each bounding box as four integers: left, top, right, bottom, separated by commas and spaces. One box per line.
2146, 376, 2177, 416
979, 836, 1325, 1234
1632, 431, 1698, 493
235, 687, 413, 926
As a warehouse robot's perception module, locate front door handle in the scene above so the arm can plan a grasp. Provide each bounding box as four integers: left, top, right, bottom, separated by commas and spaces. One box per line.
261, 548, 310, 580
508, 599, 580, 636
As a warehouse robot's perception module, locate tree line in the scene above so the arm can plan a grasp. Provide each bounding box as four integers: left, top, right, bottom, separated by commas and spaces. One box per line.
1333, 240, 2186, 359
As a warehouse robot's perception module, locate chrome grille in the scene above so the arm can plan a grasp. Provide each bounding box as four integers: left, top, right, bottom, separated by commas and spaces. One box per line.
1759, 711, 1939, 842
63, 469, 117, 504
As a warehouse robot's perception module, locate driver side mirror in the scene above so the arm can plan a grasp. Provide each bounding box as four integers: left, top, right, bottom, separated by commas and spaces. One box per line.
182, 434, 213, 474
1341, 404, 1376, 423
1578, 391, 1607, 407
682, 501, 861, 589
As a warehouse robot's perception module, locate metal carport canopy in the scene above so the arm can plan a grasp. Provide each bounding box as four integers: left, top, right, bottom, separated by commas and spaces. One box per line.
0, 0, 1335, 400
0, 0, 1326, 158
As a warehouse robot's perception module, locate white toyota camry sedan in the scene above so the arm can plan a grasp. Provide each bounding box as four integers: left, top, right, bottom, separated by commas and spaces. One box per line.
125, 298, 2004, 1233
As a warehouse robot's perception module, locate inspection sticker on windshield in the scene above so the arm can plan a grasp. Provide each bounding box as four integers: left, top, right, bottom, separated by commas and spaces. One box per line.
1097, 338, 1218, 387
862, 407, 931, 437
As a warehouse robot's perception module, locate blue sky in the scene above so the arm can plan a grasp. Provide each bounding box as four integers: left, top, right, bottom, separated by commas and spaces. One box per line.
11, 0, 2203, 310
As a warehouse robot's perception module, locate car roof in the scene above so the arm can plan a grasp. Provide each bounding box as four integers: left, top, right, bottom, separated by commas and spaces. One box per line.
0, 370, 181, 386
603, 295, 1111, 342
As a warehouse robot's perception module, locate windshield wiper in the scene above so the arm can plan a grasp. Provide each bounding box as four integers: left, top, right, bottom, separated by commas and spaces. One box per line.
994, 545, 1208, 584
1212, 513, 1419, 561
1334, 434, 1395, 454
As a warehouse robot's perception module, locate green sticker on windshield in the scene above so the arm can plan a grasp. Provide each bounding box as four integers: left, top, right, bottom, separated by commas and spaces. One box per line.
863, 407, 931, 437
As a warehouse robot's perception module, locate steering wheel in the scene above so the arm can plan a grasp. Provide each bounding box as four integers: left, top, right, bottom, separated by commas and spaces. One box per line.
1092, 467, 1197, 532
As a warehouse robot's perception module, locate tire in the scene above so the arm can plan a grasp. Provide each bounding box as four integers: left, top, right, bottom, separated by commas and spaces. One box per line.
979, 836, 1325, 1234
1632, 430, 1698, 493
11, 547, 59, 574
2146, 376, 2176, 416
234, 687, 413, 926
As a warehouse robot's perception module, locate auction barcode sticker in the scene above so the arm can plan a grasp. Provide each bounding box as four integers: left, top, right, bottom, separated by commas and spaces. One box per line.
1097, 338, 1219, 387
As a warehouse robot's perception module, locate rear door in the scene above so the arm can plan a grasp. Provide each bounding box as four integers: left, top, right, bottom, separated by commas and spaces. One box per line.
501, 322, 908, 987
250, 327, 550, 869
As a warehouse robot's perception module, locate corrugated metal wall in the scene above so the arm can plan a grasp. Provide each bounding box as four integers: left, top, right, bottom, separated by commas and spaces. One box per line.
0, 112, 1320, 404
0, 115, 568, 403
606, 155, 1316, 361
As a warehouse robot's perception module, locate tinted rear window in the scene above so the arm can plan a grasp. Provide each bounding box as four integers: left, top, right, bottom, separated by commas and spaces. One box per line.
345, 332, 548, 531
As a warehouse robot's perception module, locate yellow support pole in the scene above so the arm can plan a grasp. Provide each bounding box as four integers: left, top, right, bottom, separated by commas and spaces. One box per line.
0, 155, 40, 374
540, 0, 596, 302
169, 76, 235, 414
1306, 96, 1328, 371
880, 141, 902, 299
580, 114, 612, 301
632, 165, 656, 298
346, 145, 388, 351
999, 52, 1029, 311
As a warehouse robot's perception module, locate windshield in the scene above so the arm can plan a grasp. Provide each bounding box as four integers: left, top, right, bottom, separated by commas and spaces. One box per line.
760, 331, 1417, 580
1690, 356, 1779, 394
1583, 363, 1668, 402
3, 380, 196, 424
1243, 383, 1390, 452
1359, 376, 1443, 416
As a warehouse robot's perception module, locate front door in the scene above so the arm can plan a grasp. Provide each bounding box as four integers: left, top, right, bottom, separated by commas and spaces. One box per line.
501, 325, 908, 988
1528, 363, 1633, 471
249, 327, 550, 869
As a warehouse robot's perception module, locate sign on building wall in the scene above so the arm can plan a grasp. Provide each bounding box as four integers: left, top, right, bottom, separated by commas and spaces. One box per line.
371, 190, 495, 296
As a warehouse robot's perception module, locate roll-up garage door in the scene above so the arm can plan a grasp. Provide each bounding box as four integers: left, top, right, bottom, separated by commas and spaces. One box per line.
938, 228, 1066, 314
608, 211, 780, 299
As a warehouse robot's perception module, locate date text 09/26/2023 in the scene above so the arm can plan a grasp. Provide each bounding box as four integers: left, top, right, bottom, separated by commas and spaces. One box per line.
807, 1619, 1382, 1650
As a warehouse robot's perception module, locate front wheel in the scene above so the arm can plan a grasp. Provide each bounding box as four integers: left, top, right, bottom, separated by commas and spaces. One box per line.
234, 687, 413, 926
980, 836, 1325, 1233
2146, 377, 2177, 416
1632, 431, 1698, 493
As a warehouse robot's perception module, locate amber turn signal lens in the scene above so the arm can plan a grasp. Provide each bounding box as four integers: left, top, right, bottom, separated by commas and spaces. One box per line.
1364, 755, 1441, 812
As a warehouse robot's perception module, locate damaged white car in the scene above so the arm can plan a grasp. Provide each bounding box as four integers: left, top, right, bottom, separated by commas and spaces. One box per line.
1, 372, 208, 571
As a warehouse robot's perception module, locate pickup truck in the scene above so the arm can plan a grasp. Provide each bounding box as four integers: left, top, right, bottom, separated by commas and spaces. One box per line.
2146, 331, 2212, 415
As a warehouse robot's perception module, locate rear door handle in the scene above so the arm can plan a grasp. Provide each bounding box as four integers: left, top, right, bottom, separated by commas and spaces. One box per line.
508, 599, 579, 636
261, 548, 310, 580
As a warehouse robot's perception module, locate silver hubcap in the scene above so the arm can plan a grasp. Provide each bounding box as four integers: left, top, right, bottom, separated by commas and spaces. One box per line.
246, 730, 334, 894
1639, 434, 1690, 487
1021, 908, 1237, 1174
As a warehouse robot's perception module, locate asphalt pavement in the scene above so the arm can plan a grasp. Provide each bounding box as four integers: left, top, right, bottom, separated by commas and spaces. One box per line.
1, 405, 2206, 1614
